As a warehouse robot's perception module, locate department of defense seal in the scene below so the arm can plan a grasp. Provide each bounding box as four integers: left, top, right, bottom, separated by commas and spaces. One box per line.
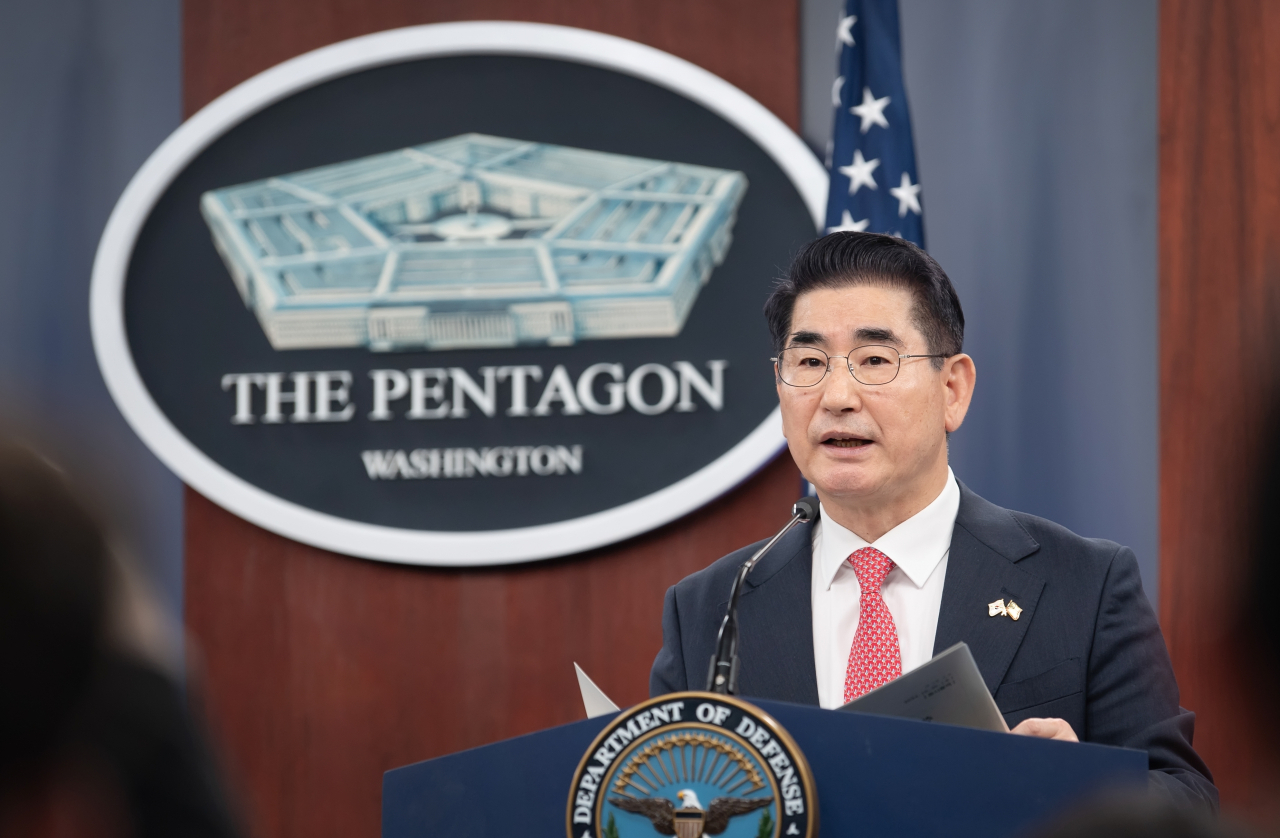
567, 692, 817, 838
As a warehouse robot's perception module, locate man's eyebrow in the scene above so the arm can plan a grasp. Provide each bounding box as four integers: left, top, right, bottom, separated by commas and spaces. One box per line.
854, 327, 904, 347
786, 330, 826, 346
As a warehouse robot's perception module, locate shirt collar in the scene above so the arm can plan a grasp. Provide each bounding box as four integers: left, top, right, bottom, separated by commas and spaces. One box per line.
814, 468, 961, 590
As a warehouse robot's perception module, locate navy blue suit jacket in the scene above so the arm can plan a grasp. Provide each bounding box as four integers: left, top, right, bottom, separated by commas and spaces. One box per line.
650, 482, 1216, 809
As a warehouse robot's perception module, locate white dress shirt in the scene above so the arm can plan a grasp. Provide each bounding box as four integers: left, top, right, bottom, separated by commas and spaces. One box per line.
811, 468, 960, 709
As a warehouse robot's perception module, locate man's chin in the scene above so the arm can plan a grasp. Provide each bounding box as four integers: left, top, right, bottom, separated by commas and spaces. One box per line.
804, 466, 884, 500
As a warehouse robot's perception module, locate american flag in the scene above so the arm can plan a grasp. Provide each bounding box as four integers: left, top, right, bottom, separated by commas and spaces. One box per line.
825, 0, 924, 247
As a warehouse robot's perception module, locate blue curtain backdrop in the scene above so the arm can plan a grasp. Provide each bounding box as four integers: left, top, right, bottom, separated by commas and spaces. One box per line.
803, 0, 1160, 602
0, 1, 184, 614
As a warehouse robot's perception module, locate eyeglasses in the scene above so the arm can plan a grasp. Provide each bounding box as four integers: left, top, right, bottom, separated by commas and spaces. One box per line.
772, 345, 949, 387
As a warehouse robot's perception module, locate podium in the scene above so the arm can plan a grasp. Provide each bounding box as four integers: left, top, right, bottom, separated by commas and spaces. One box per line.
382, 698, 1145, 838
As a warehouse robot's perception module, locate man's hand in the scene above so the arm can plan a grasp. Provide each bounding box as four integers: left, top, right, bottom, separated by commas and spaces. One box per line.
1010, 717, 1079, 742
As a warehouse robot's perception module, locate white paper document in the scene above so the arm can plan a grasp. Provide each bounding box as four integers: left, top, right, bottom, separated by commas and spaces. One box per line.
575, 662, 621, 718
839, 642, 1009, 732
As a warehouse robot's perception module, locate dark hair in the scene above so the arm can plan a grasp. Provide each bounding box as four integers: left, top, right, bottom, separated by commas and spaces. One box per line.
0, 442, 108, 779
1028, 792, 1237, 838
765, 232, 965, 367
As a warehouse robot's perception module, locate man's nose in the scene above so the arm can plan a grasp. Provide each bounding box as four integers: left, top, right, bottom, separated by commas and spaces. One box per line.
818, 360, 863, 411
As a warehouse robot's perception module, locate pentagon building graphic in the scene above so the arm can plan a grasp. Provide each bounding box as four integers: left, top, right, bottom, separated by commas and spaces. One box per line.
199, 134, 748, 351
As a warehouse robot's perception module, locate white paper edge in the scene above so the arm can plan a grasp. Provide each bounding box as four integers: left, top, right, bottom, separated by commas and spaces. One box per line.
575, 662, 622, 719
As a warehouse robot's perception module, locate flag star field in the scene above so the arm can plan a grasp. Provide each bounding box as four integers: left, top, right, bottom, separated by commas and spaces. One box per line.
825, 0, 925, 246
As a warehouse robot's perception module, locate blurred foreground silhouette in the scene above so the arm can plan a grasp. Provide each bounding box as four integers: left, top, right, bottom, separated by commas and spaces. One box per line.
1027, 793, 1244, 838
0, 441, 239, 838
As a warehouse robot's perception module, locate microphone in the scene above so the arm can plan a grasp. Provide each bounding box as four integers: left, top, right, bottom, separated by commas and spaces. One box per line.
706, 496, 819, 694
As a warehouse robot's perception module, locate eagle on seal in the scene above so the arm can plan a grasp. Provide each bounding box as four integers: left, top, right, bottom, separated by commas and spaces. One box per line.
610, 789, 774, 838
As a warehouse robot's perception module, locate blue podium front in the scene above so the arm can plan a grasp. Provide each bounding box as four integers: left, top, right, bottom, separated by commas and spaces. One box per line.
382, 699, 1144, 838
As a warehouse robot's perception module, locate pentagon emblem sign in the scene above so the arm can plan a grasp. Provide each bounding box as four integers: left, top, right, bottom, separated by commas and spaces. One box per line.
91, 22, 824, 566
568, 693, 817, 838
200, 134, 748, 352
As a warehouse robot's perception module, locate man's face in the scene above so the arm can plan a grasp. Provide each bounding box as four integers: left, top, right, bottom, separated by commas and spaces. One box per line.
777, 284, 969, 505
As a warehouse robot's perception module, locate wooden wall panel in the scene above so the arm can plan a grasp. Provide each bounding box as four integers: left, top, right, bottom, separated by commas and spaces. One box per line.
183, 9, 800, 837
186, 457, 801, 838
1159, 0, 1280, 821
182, 0, 800, 128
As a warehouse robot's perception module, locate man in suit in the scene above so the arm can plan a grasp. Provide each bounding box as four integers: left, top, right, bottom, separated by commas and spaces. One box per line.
650, 232, 1215, 808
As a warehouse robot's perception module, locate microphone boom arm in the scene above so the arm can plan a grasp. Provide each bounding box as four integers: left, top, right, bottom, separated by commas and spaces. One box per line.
706, 497, 818, 694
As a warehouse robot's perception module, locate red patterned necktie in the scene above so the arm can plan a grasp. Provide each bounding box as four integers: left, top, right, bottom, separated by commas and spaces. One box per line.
843, 546, 903, 703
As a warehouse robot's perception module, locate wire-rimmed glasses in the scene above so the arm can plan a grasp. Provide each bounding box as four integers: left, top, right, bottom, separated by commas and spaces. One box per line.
772, 345, 948, 387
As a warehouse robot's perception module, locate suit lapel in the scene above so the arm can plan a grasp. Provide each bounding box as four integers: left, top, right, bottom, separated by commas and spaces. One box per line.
933, 485, 1044, 692
718, 485, 1044, 704
727, 523, 820, 705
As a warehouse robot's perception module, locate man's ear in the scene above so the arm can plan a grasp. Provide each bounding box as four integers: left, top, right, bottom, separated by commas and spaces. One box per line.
942, 354, 976, 433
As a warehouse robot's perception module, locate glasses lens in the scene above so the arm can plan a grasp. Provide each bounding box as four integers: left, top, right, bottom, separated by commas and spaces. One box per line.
778, 348, 829, 386
849, 345, 901, 385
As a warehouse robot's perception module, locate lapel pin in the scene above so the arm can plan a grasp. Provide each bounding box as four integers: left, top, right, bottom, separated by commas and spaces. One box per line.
988, 598, 1023, 620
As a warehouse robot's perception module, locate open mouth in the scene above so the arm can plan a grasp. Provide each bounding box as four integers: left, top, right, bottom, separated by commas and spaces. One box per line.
821, 434, 872, 449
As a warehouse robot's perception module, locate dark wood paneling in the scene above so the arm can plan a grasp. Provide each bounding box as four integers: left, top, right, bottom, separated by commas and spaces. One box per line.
186, 457, 801, 838
182, 0, 800, 128
1159, 0, 1280, 820
182, 5, 800, 835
